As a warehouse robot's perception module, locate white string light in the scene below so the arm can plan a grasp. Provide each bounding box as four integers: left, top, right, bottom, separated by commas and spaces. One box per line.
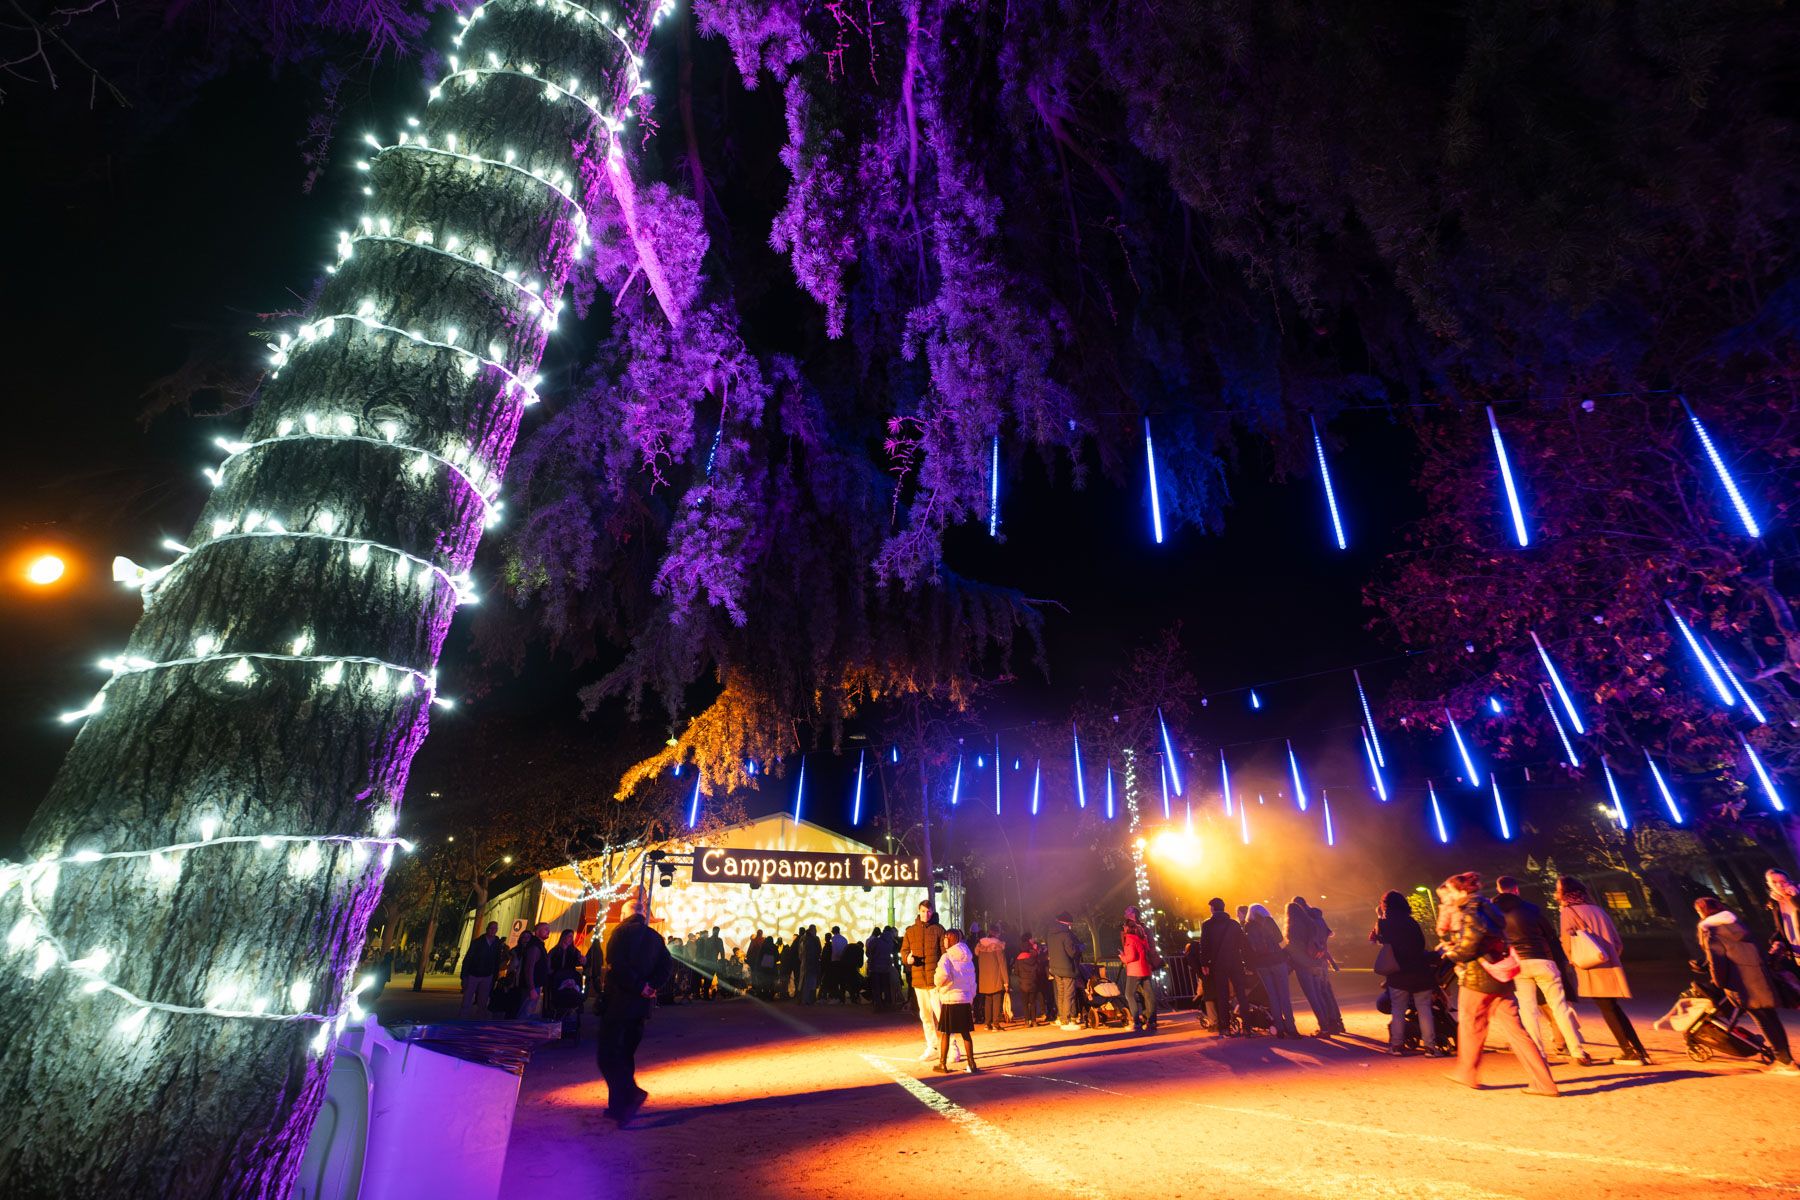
0, 820, 409, 1050
266, 310, 543, 406
338, 231, 561, 332
206, 427, 504, 526
360, 142, 590, 250
61, 644, 443, 726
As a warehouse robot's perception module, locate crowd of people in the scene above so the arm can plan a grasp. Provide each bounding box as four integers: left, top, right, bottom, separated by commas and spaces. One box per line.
433, 863, 1800, 1124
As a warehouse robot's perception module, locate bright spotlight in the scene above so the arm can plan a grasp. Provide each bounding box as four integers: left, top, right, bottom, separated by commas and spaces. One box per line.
25, 553, 66, 586
1148, 827, 1201, 869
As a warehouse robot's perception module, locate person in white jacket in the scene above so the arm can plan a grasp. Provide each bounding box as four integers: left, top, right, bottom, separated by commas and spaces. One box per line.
933, 929, 979, 1075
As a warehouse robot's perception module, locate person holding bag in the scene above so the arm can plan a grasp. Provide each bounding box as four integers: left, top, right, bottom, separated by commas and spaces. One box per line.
1555, 876, 1651, 1066
1440, 872, 1558, 1096
1372, 890, 1443, 1056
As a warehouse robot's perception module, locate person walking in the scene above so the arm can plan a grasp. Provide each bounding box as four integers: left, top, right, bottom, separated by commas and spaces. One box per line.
1197, 899, 1248, 1037
1284, 900, 1338, 1035
595, 891, 674, 1125
974, 929, 1009, 1030
1766, 869, 1800, 973
933, 929, 980, 1074
1494, 876, 1599, 1064
1440, 872, 1559, 1096
1372, 891, 1442, 1056
1048, 911, 1086, 1032
1119, 911, 1159, 1033
1245, 904, 1300, 1038
1696, 896, 1800, 1075
1555, 876, 1651, 1066
902, 902, 947, 1061
1306, 898, 1347, 1034
459, 921, 504, 1017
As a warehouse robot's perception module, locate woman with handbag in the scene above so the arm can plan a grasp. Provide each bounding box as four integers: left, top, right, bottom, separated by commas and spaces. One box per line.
1555, 876, 1651, 1066
1440, 872, 1559, 1096
1373, 890, 1444, 1056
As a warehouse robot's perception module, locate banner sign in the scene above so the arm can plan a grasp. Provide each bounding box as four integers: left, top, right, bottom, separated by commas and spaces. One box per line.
692, 847, 924, 888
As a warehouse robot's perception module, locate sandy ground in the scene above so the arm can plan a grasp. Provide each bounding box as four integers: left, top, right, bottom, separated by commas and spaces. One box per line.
472, 975, 1800, 1200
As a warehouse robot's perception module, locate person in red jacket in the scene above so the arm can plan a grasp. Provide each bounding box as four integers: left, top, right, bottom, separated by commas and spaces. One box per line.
1119, 908, 1158, 1033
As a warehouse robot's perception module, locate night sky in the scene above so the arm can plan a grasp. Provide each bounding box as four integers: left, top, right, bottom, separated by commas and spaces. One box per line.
1, 39, 1489, 914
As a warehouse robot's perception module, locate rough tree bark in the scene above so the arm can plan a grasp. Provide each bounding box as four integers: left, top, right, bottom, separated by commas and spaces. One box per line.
0, 1, 660, 1194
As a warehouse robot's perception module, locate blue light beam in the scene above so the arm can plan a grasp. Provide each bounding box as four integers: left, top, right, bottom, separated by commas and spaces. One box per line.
1540, 684, 1582, 768
1681, 397, 1760, 538
851, 749, 865, 825
1145, 417, 1165, 545
1600, 758, 1629, 830
1487, 405, 1530, 547
1287, 740, 1308, 812
1310, 414, 1348, 550
1708, 641, 1767, 724
988, 434, 1000, 538
1355, 669, 1386, 767
1427, 781, 1449, 844
949, 756, 962, 808
1491, 774, 1511, 840
1159, 754, 1171, 820
1446, 711, 1481, 786
1158, 708, 1184, 795
791, 756, 807, 823
1220, 750, 1234, 817
1530, 630, 1586, 734
1031, 759, 1042, 816
1322, 792, 1336, 847
1666, 602, 1737, 708
1105, 764, 1116, 820
1361, 728, 1388, 801
687, 775, 703, 828
1644, 753, 1684, 825
1742, 738, 1786, 813
1071, 723, 1088, 809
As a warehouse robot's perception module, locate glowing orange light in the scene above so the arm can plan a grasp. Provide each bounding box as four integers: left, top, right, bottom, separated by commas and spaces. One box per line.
1148, 828, 1201, 868
24, 553, 66, 586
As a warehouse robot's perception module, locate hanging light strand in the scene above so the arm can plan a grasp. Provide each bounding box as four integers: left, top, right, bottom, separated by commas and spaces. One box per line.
1309, 414, 1348, 550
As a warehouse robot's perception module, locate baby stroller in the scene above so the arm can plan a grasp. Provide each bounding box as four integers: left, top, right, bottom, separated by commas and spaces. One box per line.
1084, 968, 1131, 1029
1660, 973, 1777, 1065
1376, 952, 1457, 1054
1222, 969, 1275, 1036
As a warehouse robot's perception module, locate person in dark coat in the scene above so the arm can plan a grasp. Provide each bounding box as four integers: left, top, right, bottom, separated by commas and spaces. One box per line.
1196, 899, 1249, 1037
1012, 935, 1045, 1026
1372, 891, 1442, 1056
1047, 912, 1085, 1032
901, 902, 947, 1059
1494, 877, 1595, 1064
1696, 896, 1799, 1073
596, 892, 674, 1123
459, 921, 503, 1017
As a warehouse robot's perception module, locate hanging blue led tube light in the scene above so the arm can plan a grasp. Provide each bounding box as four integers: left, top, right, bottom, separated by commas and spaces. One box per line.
1446, 711, 1481, 786
851, 749, 866, 825
791, 756, 807, 823
1742, 738, 1786, 812
1600, 758, 1629, 829
1486, 405, 1530, 547
1322, 792, 1336, 847
1361, 728, 1388, 801
1681, 397, 1760, 538
1071, 723, 1088, 809
891, 745, 900, 764
1145, 417, 1165, 545
1530, 630, 1586, 735
1427, 781, 1450, 844
1158, 708, 1184, 795
994, 736, 1002, 815
687, 775, 703, 828
949, 755, 963, 808
1309, 414, 1349, 551
1159, 754, 1171, 821
1491, 774, 1512, 840
1665, 602, 1737, 708
1540, 684, 1582, 768
1644, 753, 1684, 825
1240, 802, 1250, 845
1286, 740, 1308, 812
1708, 642, 1767, 725
1031, 760, 1042, 817
1488, 696, 1503, 715
1354, 670, 1386, 768
1220, 750, 1234, 818
1105, 764, 1116, 820
988, 434, 1000, 538
1249, 689, 1262, 711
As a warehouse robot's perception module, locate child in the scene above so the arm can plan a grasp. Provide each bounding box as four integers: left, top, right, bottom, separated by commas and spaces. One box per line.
933, 928, 978, 1074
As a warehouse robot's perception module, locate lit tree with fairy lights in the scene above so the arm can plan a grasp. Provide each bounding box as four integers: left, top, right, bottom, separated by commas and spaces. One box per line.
0, 1, 678, 1193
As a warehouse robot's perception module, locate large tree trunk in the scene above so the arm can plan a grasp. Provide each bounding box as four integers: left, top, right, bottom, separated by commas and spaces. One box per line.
0, 4, 660, 1194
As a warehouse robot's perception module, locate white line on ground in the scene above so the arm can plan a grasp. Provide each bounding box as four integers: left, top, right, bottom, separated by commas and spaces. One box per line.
857, 1054, 1110, 1200
1003, 1070, 1800, 1195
